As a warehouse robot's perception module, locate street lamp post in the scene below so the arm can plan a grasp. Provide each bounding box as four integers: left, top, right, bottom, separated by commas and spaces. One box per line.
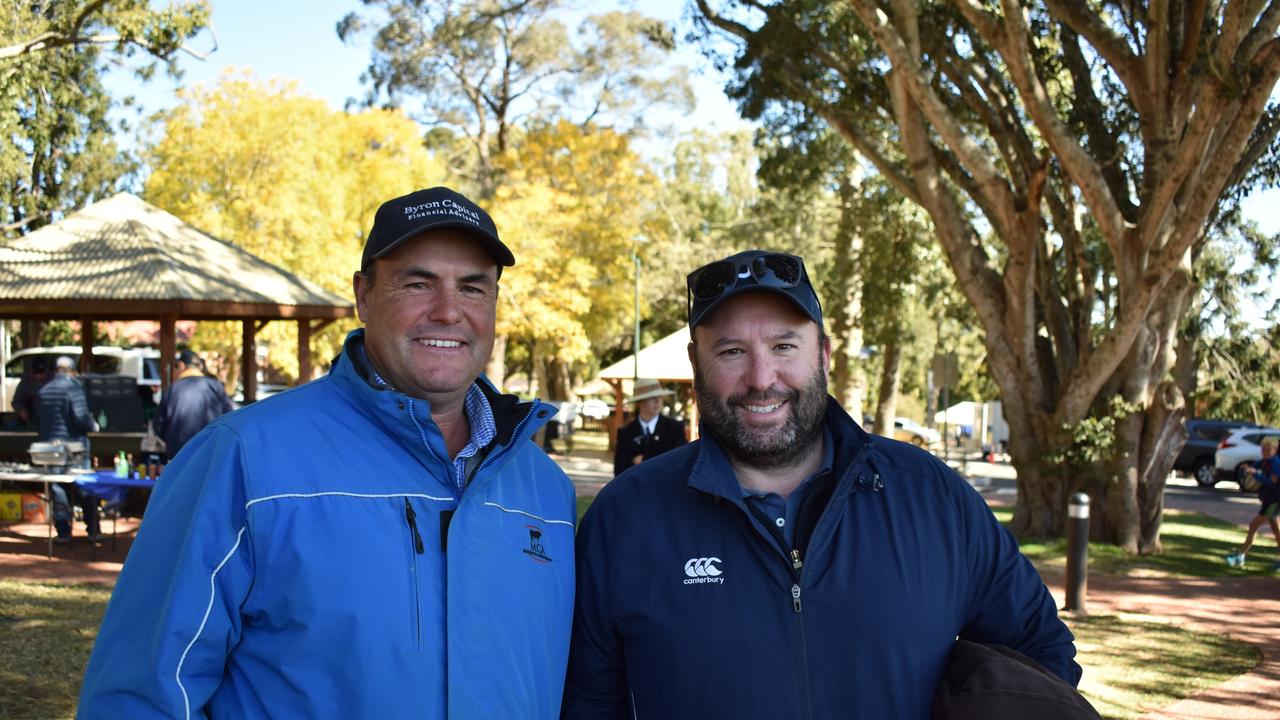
633, 235, 645, 382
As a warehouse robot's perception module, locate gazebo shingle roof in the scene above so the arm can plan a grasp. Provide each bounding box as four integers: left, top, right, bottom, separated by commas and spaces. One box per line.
0, 192, 351, 317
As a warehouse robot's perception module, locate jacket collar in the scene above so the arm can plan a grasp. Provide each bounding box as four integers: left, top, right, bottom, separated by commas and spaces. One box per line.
687, 396, 874, 504
331, 329, 551, 475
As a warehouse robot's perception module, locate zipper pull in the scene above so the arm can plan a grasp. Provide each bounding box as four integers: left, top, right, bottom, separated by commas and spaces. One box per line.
790, 548, 803, 572
404, 498, 424, 554
791, 583, 802, 613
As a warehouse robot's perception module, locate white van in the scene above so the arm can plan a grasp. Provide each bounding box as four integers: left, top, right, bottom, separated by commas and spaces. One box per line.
2, 345, 163, 413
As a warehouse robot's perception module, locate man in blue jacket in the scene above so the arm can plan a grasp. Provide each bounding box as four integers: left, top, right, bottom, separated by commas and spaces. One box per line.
563, 250, 1080, 718
79, 187, 577, 719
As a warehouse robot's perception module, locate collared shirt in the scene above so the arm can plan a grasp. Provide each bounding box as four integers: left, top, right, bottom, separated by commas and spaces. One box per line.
359, 344, 496, 492
638, 415, 658, 436
741, 427, 835, 548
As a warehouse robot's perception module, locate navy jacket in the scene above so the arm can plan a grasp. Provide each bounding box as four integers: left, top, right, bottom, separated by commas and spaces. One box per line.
613, 414, 687, 476
564, 398, 1079, 719
35, 374, 95, 442
154, 372, 234, 456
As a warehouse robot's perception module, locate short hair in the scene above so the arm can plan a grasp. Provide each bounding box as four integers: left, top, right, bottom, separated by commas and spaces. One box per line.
1263, 436, 1278, 450
54, 356, 74, 371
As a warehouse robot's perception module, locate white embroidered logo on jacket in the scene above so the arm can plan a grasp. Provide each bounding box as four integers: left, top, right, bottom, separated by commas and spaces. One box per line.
683, 557, 724, 585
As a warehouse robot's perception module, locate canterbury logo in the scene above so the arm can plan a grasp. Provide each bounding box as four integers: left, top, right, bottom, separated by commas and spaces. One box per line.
683, 557, 725, 584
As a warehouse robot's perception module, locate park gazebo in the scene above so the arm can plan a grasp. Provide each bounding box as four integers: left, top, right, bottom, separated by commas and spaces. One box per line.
0, 192, 354, 401
597, 326, 697, 446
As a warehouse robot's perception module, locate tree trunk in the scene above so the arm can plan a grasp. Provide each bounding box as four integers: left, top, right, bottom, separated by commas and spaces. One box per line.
829, 175, 865, 419
873, 339, 902, 436
485, 333, 507, 390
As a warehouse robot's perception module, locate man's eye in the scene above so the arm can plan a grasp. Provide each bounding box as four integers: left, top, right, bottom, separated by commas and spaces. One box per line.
718, 348, 744, 357
776, 343, 797, 351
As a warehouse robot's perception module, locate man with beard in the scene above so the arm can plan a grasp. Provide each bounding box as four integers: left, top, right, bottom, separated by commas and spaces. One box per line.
563, 250, 1080, 719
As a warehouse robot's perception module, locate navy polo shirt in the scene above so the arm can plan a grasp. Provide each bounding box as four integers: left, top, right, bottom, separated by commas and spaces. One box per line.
741, 427, 835, 548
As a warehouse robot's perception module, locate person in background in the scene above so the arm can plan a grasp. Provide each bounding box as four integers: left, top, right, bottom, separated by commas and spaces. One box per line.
153, 349, 234, 458
564, 250, 1080, 718
36, 356, 100, 543
11, 356, 48, 428
612, 378, 687, 477
78, 186, 575, 719
1225, 435, 1280, 571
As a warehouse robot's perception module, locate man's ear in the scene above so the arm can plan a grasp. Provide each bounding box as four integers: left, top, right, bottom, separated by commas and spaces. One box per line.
687, 341, 699, 374
353, 271, 370, 323
820, 333, 832, 373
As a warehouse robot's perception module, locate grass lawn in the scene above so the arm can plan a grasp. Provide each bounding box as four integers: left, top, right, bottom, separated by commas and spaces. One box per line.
1071, 613, 1259, 718
0, 580, 111, 720
990, 506, 1277, 577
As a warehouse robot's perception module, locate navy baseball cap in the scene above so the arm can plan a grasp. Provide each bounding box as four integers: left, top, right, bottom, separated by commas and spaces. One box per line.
361, 186, 515, 273
687, 250, 823, 328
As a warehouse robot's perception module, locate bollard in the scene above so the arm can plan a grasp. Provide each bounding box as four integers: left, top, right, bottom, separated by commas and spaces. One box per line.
1064, 492, 1090, 614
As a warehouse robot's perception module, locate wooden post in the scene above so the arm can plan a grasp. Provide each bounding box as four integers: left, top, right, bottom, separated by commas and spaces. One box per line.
160, 315, 177, 390
242, 320, 257, 404
298, 319, 312, 384
78, 315, 93, 374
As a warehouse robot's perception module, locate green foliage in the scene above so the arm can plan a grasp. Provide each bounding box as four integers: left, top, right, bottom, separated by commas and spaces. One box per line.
1045, 395, 1144, 472
1195, 324, 1280, 425
339, 1, 691, 192
0, 1, 209, 237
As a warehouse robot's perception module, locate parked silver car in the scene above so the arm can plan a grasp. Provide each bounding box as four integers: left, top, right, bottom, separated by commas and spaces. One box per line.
1214, 426, 1280, 490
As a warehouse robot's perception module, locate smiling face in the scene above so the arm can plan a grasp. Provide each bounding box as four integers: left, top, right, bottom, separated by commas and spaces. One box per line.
353, 229, 498, 412
689, 291, 831, 470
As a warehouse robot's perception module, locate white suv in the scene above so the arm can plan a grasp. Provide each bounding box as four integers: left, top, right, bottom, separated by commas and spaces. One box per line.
2, 345, 163, 413
1213, 426, 1280, 490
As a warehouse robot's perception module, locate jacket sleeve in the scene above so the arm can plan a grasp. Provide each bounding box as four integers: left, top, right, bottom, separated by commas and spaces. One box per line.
78, 425, 255, 719
69, 384, 96, 435
562, 493, 632, 718
953, 480, 1082, 687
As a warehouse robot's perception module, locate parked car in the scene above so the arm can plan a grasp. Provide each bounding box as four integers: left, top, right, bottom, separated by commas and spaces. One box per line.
579, 398, 614, 421
893, 417, 941, 447
1214, 426, 1280, 490
3, 345, 163, 412
1175, 418, 1262, 487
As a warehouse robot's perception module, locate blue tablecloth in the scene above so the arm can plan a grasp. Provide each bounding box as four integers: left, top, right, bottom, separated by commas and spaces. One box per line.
74, 470, 157, 504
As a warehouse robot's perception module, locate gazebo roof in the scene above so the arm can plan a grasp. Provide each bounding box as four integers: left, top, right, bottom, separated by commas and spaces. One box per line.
0, 192, 352, 320
599, 326, 693, 383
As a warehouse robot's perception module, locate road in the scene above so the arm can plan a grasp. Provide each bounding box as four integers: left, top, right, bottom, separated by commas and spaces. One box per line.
957, 455, 1260, 526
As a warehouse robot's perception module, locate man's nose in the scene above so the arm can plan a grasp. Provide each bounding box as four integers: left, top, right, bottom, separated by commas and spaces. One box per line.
743, 352, 779, 392
428, 288, 464, 324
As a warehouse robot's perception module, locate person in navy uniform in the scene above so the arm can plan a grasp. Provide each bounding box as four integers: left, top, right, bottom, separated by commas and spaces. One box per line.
612, 378, 687, 477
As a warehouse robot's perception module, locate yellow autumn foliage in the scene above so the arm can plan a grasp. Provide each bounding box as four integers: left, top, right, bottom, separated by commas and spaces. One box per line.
144, 70, 445, 384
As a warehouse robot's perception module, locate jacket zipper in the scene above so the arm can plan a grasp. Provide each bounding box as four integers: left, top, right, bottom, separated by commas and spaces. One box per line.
404, 497, 424, 650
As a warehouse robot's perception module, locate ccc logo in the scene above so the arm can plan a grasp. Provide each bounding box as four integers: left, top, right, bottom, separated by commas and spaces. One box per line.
684, 557, 723, 578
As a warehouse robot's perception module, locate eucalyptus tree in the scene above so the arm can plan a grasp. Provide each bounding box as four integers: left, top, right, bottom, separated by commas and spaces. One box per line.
0, 0, 209, 236
694, 0, 1280, 550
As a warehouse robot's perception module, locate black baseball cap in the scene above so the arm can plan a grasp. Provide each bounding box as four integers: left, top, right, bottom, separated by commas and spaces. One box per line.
361, 187, 515, 273
687, 250, 823, 328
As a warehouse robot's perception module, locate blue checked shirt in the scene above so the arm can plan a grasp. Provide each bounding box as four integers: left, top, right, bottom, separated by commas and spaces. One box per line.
360, 345, 496, 492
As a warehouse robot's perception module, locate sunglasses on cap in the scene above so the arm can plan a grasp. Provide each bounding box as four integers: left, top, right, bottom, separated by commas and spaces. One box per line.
686, 251, 822, 327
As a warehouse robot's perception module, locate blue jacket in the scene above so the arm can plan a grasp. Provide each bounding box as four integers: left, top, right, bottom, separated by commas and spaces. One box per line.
564, 398, 1079, 719
79, 331, 576, 719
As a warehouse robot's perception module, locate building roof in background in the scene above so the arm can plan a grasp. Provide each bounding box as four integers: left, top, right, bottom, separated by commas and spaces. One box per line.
599, 326, 693, 383
0, 193, 352, 319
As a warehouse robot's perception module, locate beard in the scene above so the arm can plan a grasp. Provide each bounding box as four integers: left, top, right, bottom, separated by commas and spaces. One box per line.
695, 364, 829, 471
